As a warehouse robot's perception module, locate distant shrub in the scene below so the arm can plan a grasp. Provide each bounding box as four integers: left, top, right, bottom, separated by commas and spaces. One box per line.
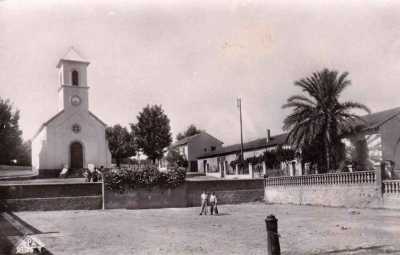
103, 165, 186, 193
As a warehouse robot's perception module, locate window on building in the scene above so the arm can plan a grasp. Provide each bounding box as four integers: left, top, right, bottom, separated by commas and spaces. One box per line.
208, 164, 219, 173
211, 146, 216, 151
72, 70, 79, 86
72, 124, 81, 134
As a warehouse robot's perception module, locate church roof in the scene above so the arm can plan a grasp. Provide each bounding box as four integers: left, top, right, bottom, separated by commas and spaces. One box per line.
56, 48, 90, 67
32, 110, 65, 139
32, 111, 108, 140
89, 111, 107, 127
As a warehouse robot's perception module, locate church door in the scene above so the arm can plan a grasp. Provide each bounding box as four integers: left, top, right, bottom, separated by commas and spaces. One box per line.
70, 142, 83, 169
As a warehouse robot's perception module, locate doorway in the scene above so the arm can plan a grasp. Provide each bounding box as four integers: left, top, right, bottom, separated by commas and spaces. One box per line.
70, 142, 84, 169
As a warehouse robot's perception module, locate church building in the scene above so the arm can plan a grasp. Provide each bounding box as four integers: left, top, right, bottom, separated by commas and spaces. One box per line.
31, 48, 111, 174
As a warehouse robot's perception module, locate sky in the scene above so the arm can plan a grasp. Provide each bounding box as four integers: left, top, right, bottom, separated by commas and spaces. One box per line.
1, 0, 400, 145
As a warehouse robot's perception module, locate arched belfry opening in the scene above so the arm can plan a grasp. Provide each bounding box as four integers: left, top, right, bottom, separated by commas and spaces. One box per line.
72, 70, 79, 86
70, 141, 83, 169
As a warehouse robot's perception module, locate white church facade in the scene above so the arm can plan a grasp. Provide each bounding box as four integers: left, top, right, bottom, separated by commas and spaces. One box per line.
32, 49, 111, 174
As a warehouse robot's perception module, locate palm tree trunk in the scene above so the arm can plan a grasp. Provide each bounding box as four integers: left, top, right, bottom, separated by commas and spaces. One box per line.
325, 120, 331, 172
324, 138, 330, 172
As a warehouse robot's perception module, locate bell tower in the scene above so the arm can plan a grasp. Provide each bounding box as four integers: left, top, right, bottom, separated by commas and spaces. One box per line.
56, 48, 90, 112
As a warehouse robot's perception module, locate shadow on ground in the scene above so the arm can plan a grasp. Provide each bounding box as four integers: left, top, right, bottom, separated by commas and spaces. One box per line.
0, 212, 55, 254
320, 245, 400, 254
215, 212, 230, 216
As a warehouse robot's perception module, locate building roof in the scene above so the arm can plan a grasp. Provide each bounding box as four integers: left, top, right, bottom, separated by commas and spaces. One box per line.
198, 133, 288, 159
172, 133, 202, 147
171, 131, 223, 147
357, 107, 400, 131
194, 107, 400, 160
56, 47, 90, 67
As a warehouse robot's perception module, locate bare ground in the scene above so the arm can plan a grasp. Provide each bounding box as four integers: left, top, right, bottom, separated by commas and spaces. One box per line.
2, 203, 400, 255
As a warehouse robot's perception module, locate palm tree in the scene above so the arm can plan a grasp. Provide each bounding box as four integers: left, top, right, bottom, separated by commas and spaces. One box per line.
282, 69, 370, 171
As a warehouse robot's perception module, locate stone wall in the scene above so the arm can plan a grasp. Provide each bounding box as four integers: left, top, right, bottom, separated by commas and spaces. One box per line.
3, 196, 101, 211
382, 180, 400, 210
105, 185, 187, 209
0, 181, 102, 211
264, 170, 400, 209
265, 183, 382, 208
185, 179, 264, 206
105, 179, 264, 209
0, 165, 32, 170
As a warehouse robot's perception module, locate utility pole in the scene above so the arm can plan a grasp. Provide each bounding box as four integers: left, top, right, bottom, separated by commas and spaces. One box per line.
237, 98, 244, 164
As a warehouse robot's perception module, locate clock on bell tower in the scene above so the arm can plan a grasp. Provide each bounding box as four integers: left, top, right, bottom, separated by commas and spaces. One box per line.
56, 47, 90, 112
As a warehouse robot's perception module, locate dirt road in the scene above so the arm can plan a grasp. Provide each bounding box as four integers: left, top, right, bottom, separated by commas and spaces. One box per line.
2, 203, 400, 254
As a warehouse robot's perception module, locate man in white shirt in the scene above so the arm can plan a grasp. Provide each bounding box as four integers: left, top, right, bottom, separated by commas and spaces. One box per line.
209, 192, 218, 215
199, 191, 208, 215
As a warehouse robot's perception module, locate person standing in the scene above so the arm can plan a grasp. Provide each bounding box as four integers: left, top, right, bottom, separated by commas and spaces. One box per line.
209, 192, 218, 215
84, 168, 92, 182
199, 191, 208, 215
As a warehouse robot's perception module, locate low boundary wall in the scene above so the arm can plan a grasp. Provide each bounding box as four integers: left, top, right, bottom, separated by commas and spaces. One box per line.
105, 185, 187, 209
185, 179, 264, 206
0, 165, 31, 171
1, 178, 264, 211
264, 169, 400, 209
0, 181, 102, 211
105, 179, 264, 209
382, 180, 400, 210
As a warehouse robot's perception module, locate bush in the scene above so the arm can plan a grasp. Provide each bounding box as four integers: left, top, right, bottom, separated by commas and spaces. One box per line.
103, 165, 186, 193
165, 149, 188, 168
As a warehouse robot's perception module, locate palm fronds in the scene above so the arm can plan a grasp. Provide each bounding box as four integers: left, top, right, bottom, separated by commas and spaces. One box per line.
282, 69, 369, 171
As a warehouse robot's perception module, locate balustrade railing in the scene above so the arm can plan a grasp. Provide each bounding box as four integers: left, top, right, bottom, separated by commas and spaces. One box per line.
383, 180, 400, 194
265, 171, 376, 187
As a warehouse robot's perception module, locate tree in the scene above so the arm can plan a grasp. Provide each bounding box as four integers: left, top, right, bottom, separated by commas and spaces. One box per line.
0, 98, 23, 165
176, 124, 202, 141
282, 69, 370, 172
16, 140, 32, 166
351, 138, 371, 171
165, 149, 188, 168
106, 124, 136, 167
131, 105, 172, 163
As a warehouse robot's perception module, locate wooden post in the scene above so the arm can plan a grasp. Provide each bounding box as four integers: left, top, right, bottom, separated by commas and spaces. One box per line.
102, 178, 105, 210
265, 214, 280, 255
237, 98, 244, 168
99, 171, 105, 210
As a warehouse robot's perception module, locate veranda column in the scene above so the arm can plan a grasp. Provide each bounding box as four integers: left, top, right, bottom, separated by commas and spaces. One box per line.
249, 163, 253, 179
376, 162, 384, 199
263, 161, 267, 176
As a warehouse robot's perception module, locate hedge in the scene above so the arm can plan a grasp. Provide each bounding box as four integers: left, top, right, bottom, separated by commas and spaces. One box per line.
103, 166, 186, 193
